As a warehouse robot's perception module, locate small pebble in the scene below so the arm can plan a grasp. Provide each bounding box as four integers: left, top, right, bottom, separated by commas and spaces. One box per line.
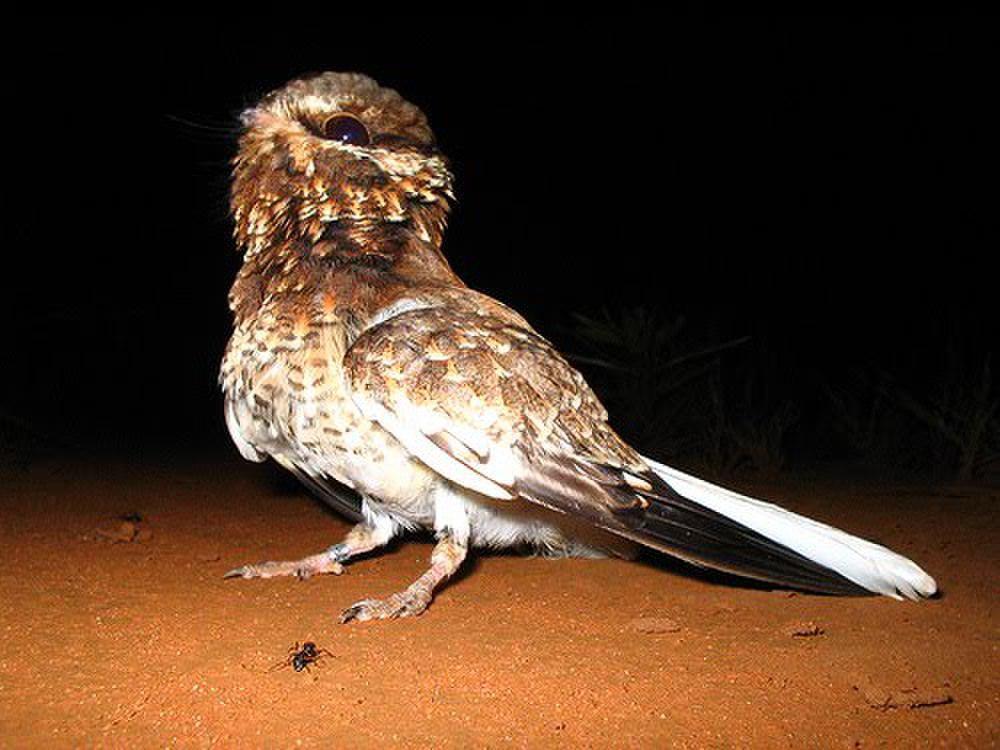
629, 617, 681, 634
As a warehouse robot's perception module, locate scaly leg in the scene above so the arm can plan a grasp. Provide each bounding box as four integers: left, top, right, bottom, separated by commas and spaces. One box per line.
339, 532, 467, 623
224, 520, 394, 580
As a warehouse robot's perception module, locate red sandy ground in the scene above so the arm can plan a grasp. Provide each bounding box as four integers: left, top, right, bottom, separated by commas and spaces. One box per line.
0, 456, 996, 747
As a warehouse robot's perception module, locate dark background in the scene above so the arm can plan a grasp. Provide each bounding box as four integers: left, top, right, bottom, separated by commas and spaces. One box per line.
3, 17, 997, 474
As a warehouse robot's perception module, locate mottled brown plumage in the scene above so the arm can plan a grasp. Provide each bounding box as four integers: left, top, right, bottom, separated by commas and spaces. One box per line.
221, 73, 936, 621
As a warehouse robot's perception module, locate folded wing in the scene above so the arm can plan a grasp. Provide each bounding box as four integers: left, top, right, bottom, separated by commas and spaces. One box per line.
344, 301, 936, 599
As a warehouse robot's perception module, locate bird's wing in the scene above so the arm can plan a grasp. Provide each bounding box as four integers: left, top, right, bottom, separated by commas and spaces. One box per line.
277, 457, 365, 523
221, 295, 367, 522
344, 302, 937, 600
345, 302, 645, 504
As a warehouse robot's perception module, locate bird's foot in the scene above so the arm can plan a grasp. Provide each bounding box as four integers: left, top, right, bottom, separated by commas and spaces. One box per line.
339, 534, 467, 623
339, 587, 432, 623
224, 545, 348, 581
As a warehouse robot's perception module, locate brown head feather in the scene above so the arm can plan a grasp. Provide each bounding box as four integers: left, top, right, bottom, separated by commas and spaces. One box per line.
228, 72, 459, 322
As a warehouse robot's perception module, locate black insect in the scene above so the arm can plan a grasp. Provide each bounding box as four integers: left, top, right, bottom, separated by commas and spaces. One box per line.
271, 641, 333, 673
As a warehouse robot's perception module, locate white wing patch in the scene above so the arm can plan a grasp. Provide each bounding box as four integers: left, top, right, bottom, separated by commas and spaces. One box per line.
353, 396, 515, 501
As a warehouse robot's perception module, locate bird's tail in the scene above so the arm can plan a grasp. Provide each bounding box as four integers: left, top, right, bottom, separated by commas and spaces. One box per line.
636, 457, 937, 600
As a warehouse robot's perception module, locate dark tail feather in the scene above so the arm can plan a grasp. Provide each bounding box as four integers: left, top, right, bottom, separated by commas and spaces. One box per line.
516, 452, 935, 599
638, 457, 937, 599
624, 478, 868, 595
283, 463, 364, 523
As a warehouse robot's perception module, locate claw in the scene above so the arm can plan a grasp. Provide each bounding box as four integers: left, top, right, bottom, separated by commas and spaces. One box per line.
223, 565, 254, 579
338, 602, 371, 624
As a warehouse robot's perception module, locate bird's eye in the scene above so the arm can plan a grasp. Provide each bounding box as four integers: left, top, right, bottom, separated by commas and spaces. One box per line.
322, 114, 370, 146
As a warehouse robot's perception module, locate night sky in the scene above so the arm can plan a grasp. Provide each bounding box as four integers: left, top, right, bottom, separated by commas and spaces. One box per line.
4, 17, 997, 462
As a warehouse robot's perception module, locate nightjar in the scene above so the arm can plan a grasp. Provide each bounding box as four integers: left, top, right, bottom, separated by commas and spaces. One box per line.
221, 72, 936, 623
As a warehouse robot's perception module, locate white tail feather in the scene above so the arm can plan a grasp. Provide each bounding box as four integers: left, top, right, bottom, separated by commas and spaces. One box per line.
643, 457, 937, 600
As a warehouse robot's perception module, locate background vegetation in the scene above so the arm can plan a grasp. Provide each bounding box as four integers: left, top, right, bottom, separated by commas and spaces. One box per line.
566, 306, 998, 482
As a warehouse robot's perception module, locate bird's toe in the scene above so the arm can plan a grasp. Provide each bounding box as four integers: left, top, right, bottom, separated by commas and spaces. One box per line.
223, 555, 344, 581
339, 591, 429, 623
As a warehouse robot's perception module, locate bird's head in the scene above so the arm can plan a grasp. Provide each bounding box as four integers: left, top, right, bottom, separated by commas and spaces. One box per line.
231, 72, 454, 265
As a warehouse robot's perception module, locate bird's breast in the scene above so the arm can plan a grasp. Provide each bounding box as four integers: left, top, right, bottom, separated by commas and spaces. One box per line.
220, 298, 435, 505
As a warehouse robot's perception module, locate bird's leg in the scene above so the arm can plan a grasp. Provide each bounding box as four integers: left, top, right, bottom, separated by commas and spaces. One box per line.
339, 532, 468, 623
224, 520, 394, 580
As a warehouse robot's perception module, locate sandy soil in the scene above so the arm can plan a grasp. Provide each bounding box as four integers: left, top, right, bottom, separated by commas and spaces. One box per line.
0, 456, 996, 748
